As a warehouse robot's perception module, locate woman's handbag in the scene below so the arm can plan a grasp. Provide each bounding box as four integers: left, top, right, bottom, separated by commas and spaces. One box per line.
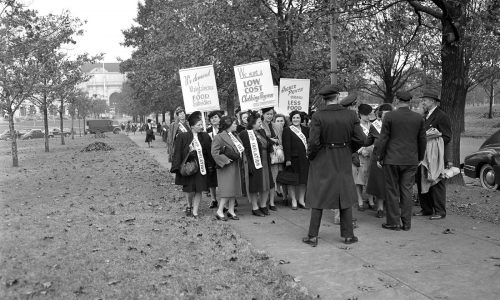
221, 145, 240, 161
180, 151, 198, 176
276, 167, 299, 185
271, 145, 285, 164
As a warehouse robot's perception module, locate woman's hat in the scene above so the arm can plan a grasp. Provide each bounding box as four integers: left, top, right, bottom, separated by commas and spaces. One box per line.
358, 103, 373, 116
261, 107, 274, 114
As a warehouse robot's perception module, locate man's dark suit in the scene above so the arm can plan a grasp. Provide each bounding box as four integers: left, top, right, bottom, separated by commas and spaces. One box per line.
377, 106, 426, 227
418, 107, 452, 217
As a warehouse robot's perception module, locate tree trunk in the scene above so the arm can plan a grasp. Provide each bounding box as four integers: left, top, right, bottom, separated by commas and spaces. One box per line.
155, 113, 159, 124
83, 117, 86, 135
42, 94, 50, 152
162, 112, 166, 123
78, 118, 82, 137
8, 110, 19, 167
71, 116, 75, 140
60, 98, 65, 145
440, 11, 466, 185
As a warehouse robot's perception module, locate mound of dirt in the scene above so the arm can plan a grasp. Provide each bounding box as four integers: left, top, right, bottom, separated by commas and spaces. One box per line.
80, 142, 114, 152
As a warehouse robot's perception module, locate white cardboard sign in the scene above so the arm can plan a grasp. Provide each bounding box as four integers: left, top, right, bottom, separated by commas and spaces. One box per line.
179, 65, 220, 113
278, 78, 310, 114
234, 60, 276, 111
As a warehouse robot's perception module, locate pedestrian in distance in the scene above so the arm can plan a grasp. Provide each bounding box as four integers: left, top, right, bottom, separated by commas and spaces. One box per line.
376, 91, 426, 231
415, 89, 453, 220
302, 85, 366, 247
211, 116, 246, 221
145, 119, 155, 148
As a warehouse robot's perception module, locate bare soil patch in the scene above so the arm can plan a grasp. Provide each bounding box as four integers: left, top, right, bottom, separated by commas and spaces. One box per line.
0, 135, 312, 299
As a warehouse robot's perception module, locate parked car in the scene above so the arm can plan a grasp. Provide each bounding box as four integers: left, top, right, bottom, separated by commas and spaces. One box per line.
0, 129, 21, 140
86, 119, 121, 134
463, 129, 500, 190
21, 129, 54, 140
49, 128, 71, 137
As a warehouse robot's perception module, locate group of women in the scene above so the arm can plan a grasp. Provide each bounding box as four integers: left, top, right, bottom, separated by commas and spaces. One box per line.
169, 107, 311, 220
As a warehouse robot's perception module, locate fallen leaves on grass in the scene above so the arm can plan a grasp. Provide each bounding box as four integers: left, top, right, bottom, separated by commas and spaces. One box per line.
80, 142, 114, 152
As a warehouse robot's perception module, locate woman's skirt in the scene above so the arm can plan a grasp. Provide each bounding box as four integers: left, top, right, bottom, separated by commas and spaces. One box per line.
291, 155, 309, 185
366, 155, 385, 199
261, 149, 272, 191
353, 154, 371, 186
179, 172, 208, 193
217, 161, 244, 198
145, 133, 155, 143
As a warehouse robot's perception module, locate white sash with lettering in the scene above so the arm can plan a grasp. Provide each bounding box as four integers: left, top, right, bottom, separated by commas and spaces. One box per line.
191, 135, 206, 175
247, 130, 262, 169
290, 125, 307, 151
178, 123, 188, 133
373, 120, 382, 134
229, 132, 245, 154
361, 123, 370, 136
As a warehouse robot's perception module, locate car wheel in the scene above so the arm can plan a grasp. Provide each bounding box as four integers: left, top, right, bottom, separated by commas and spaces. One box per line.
479, 164, 498, 190
113, 128, 120, 134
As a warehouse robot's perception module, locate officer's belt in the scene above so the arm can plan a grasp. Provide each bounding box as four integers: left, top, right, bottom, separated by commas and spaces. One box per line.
323, 143, 348, 149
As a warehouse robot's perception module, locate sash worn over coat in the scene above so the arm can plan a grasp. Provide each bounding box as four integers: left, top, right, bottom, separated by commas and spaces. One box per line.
306, 104, 366, 209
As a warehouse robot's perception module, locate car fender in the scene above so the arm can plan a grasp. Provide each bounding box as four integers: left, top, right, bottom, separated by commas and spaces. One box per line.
464, 150, 496, 178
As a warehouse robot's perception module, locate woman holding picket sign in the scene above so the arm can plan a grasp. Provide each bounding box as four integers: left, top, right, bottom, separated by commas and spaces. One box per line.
239, 111, 275, 217
170, 112, 214, 219
282, 110, 310, 210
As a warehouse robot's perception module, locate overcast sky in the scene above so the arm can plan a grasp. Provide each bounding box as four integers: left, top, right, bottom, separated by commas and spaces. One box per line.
25, 0, 140, 62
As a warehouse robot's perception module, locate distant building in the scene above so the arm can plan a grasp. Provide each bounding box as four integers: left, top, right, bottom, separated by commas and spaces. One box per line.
80, 63, 127, 107
13, 62, 126, 119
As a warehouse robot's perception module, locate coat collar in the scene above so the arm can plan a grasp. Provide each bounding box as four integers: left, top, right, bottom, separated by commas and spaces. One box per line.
323, 104, 345, 111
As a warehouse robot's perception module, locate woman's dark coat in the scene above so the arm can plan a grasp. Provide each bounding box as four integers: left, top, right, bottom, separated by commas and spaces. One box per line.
306, 104, 366, 209
282, 125, 310, 184
365, 124, 385, 199
170, 131, 215, 188
239, 129, 275, 193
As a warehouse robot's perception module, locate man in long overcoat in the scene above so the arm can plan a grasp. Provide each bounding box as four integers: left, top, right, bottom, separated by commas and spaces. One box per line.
303, 85, 366, 246
415, 89, 452, 220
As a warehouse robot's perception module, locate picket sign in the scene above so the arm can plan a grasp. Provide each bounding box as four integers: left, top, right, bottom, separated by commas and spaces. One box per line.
234, 60, 276, 111
277, 78, 310, 114
179, 65, 220, 114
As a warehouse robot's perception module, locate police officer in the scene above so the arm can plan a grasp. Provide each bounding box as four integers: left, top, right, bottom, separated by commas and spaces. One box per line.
376, 91, 426, 231
302, 86, 366, 246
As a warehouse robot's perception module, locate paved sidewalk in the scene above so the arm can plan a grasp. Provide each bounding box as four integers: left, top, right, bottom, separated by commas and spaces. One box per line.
128, 133, 500, 300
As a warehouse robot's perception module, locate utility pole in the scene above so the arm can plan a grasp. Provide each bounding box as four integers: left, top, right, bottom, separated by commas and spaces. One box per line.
330, 0, 338, 85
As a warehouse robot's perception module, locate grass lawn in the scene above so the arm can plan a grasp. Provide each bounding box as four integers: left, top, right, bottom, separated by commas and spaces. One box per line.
463, 104, 500, 137
0, 135, 313, 299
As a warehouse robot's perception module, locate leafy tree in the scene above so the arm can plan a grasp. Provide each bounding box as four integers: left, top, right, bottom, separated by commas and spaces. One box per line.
0, 0, 47, 166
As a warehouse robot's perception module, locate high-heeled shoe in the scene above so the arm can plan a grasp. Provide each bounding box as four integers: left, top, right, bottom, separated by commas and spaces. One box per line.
227, 213, 239, 220
215, 213, 228, 221
298, 203, 307, 209
185, 207, 193, 217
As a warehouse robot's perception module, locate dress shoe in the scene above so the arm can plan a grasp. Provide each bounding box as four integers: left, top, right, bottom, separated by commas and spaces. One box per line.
413, 211, 431, 216
209, 201, 218, 209
215, 213, 227, 221
357, 205, 365, 212
252, 209, 265, 217
298, 203, 307, 209
227, 213, 239, 220
291, 206, 298, 210
260, 207, 270, 216
344, 236, 358, 244
302, 236, 318, 247
376, 210, 384, 218
192, 214, 199, 220
269, 205, 277, 211
185, 207, 193, 217
429, 215, 445, 220
382, 223, 401, 231
402, 225, 411, 231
